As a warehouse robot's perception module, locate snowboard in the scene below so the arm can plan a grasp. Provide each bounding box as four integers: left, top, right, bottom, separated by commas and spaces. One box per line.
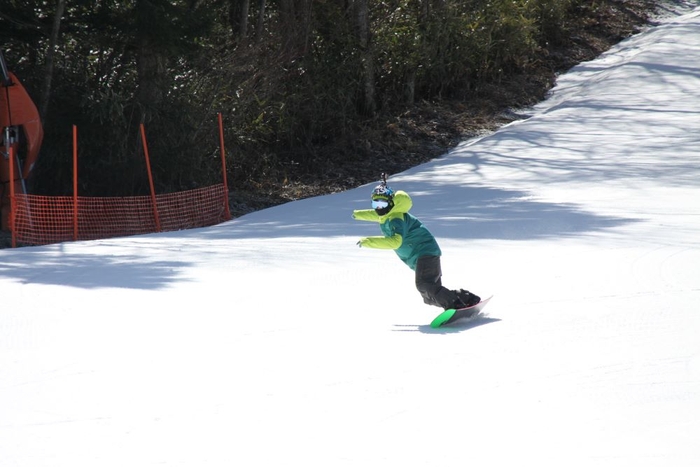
430, 295, 493, 328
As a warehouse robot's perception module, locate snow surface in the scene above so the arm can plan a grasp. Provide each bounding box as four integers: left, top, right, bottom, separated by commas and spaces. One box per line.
2, 6, 700, 467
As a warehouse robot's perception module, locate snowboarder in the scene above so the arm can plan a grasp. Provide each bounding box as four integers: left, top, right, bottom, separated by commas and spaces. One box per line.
353, 175, 480, 311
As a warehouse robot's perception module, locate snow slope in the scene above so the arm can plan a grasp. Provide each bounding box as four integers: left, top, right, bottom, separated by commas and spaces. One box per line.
2, 6, 700, 467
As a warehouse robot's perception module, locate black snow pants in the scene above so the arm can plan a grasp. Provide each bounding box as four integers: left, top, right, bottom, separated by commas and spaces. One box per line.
414, 255, 460, 309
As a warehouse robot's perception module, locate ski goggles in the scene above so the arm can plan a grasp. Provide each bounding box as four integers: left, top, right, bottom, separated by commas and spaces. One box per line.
371, 199, 390, 209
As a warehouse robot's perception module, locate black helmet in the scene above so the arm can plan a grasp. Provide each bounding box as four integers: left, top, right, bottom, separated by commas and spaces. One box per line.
371, 184, 394, 200
371, 184, 394, 215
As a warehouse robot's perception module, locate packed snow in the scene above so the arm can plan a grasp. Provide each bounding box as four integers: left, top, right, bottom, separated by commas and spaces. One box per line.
2, 5, 700, 467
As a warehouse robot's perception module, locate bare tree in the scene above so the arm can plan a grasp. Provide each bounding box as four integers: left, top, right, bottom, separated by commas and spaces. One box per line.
229, 0, 251, 42
255, 0, 266, 44
135, 0, 168, 117
39, 0, 65, 122
354, 0, 375, 114
278, 0, 312, 57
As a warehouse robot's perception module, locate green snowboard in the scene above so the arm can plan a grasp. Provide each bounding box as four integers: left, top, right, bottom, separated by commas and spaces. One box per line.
430, 296, 493, 328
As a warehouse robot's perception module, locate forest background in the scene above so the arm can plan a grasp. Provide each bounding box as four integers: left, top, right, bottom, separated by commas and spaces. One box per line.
1, 0, 656, 215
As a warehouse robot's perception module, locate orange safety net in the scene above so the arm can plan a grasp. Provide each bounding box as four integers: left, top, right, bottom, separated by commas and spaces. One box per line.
12, 184, 230, 246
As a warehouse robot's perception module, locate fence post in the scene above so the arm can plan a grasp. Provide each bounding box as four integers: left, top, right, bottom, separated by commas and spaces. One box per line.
73, 125, 78, 241
8, 144, 15, 247
218, 112, 231, 220
139, 123, 161, 232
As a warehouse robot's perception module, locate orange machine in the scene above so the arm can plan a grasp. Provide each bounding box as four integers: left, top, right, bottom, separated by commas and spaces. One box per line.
0, 50, 44, 230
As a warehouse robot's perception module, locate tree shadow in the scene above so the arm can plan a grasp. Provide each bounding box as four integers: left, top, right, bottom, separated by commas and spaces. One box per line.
9, 39, 698, 289
184, 178, 641, 243
0, 245, 190, 289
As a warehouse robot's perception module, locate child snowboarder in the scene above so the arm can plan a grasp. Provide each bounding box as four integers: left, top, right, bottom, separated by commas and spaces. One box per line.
353, 175, 480, 311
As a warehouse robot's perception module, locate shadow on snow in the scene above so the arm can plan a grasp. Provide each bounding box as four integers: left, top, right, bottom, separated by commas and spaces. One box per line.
392, 315, 502, 334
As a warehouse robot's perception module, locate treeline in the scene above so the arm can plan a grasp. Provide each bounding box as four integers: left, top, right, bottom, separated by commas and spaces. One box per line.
1, 0, 577, 197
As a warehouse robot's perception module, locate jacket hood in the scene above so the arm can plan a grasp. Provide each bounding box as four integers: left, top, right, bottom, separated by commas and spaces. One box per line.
391, 190, 412, 213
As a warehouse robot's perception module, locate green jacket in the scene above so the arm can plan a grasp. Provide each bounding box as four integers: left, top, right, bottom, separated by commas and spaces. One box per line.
353, 190, 441, 270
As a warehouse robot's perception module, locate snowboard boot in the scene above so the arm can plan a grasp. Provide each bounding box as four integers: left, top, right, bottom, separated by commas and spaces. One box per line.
445, 297, 467, 311
457, 289, 481, 308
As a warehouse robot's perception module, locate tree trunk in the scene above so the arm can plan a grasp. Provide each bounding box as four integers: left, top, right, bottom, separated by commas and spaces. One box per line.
229, 0, 251, 43
239, 0, 250, 41
355, 0, 375, 115
405, 69, 416, 105
255, 0, 266, 44
279, 0, 312, 57
135, 1, 167, 117
40, 0, 66, 122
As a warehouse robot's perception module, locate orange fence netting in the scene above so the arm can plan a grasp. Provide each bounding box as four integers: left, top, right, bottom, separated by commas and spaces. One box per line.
12, 183, 230, 246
